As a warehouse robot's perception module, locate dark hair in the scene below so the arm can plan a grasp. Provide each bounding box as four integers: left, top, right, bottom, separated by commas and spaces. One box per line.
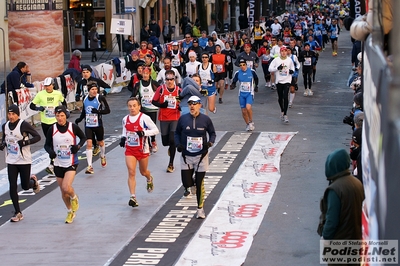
165, 69, 175, 76
127, 97, 141, 105
17, 62, 27, 70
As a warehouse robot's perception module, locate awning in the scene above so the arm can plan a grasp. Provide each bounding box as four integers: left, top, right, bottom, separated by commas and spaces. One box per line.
139, 0, 157, 8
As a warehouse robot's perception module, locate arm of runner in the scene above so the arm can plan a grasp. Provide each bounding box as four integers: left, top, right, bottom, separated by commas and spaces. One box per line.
72, 123, 87, 147
141, 114, 159, 136
21, 121, 41, 145
98, 95, 111, 115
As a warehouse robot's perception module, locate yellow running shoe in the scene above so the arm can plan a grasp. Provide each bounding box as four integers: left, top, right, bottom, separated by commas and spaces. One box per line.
101, 156, 107, 168
65, 211, 76, 224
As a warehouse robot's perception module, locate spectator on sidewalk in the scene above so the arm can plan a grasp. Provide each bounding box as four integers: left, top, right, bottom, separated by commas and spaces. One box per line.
163, 20, 173, 44
1, 62, 34, 105
149, 18, 161, 38
124, 35, 139, 56
68, 50, 82, 72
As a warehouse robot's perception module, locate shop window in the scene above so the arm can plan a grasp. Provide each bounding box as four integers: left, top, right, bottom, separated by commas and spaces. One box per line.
93, 0, 106, 8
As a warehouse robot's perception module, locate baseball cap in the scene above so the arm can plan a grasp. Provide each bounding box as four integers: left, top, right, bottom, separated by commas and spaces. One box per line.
187, 95, 201, 103
81, 65, 92, 72
188, 51, 197, 58
239, 58, 246, 64
244, 43, 252, 48
8, 104, 20, 116
192, 38, 198, 43
43, 77, 54, 86
172, 41, 179, 46
280, 46, 288, 52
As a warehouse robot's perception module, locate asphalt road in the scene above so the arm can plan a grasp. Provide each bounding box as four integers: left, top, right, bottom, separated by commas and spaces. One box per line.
0, 30, 356, 266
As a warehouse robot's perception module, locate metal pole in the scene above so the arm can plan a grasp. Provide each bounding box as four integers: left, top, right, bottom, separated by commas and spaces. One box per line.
129, 13, 134, 37
0, 27, 8, 121
67, 11, 72, 59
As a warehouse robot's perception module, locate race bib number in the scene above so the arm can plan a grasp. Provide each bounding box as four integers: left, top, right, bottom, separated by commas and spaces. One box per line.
304, 57, 312, 66
280, 69, 288, 76
45, 106, 55, 118
164, 95, 177, 109
172, 58, 180, 67
57, 145, 71, 160
186, 136, 203, 153
246, 61, 254, 69
216, 64, 224, 73
240, 82, 251, 92
141, 95, 154, 108
126, 132, 140, 147
262, 54, 271, 63
83, 85, 88, 95
227, 55, 231, 63
315, 30, 322, 36
86, 113, 99, 127
284, 37, 290, 44
7, 141, 19, 155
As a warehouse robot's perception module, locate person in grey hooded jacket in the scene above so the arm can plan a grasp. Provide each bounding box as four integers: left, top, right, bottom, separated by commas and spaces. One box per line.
179, 75, 207, 115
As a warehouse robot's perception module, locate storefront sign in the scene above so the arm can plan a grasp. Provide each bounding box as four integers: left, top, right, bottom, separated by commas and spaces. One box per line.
9, 0, 63, 11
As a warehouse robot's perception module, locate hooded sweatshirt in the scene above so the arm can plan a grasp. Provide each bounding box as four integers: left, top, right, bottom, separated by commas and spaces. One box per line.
211, 31, 225, 50
319, 149, 364, 240
179, 77, 206, 109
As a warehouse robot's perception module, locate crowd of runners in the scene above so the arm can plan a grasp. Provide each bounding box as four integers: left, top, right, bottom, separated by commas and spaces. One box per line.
2, 0, 354, 223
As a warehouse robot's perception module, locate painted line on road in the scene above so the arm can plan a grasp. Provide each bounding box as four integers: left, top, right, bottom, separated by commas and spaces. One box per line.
175, 132, 297, 265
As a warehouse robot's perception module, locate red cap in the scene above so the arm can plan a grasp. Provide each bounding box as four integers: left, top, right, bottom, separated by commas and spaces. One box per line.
280, 46, 288, 52
244, 43, 252, 48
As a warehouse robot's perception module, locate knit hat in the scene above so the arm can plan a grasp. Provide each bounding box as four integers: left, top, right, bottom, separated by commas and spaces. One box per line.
81, 65, 92, 72
131, 50, 139, 56
54, 105, 70, 118
8, 104, 20, 116
188, 51, 197, 58
354, 112, 364, 128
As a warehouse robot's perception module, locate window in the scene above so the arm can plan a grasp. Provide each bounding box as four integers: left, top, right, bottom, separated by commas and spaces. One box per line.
93, 0, 106, 8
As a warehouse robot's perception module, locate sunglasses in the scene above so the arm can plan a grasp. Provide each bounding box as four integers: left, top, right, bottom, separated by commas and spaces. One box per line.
166, 78, 174, 81
188, 101, 200, 106
202, 56, 209, 59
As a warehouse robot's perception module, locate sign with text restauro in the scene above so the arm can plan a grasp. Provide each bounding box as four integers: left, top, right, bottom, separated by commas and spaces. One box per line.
9, 0, 63, 11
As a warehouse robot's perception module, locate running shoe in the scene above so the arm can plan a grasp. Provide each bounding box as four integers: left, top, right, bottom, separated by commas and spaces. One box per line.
45, 164, 55, 175
166, 164, 174, 173
289, 102, 292, 108
303, 89, 309, 96
190, 186, 197, 195
101, 156, 107, 168
308, 89, 314, 96
219, 98, 223, 104
31, 175, 40, 194
85, 166, 94, 174
249, 122, 255, 131
271, 84, 276, 90
65, 211, 76, 224
151, 141, 158, 153
245, 124, 250, 131
10, 212, 24, 222
71, 195, 79, 212
280, 112, 285, 121
147, 176, 154, 193
265, 83, 269, 87
183, 188, 190, 197
93, 146, 100, 156
212, 107, 217, 114
128, 196, 139, 207
196, 208, 206, 219
284, 115, 289, 123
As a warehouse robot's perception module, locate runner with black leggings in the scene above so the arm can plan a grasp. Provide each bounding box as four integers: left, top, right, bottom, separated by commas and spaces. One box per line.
1, 105, 41, 222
